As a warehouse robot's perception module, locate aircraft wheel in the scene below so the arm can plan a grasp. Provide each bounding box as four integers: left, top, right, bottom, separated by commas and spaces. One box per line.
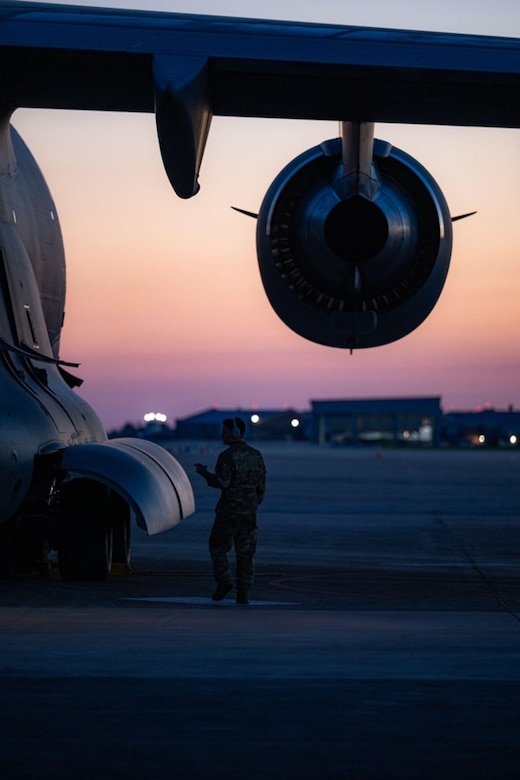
57, 479, 113, 581
0, 519, 17, 578
110, 492, 131, 574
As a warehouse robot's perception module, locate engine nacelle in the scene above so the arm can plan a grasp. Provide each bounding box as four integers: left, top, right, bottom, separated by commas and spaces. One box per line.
256, 138, 452, 349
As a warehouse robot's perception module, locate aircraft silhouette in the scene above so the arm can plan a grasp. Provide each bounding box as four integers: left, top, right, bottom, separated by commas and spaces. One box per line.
0, 2, 517, 578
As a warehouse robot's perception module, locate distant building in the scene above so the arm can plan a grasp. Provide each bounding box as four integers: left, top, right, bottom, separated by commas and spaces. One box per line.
442, 408, 520, 447
310, 396, 443, 446
174, 407, 307, 442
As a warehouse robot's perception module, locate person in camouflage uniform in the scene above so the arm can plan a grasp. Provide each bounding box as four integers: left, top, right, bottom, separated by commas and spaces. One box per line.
195, 417, 266, 604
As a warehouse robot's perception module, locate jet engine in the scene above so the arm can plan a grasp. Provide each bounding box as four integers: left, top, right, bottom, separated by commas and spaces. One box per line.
256, 126, 453, 349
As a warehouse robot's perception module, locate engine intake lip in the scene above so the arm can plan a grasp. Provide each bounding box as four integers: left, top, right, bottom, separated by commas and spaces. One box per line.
256, 137, 452, 348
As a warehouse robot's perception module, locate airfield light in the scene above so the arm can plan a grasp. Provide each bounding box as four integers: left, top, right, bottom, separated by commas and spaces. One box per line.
510, 435, 518, 445
478, 434, 486, 445
290, 418, 300, 428
251, 414, 260, 424
144, 412, 167, 423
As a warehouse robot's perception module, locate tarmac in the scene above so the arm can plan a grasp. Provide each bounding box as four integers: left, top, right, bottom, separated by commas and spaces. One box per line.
1, 443, 520, 779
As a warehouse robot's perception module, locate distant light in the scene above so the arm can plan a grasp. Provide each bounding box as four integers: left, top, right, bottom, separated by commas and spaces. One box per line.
144, 412, 167, 423
290, 418, 300, 428
251, 414, 260, 424
478, 434, 486, 444
510, 435, 518, 445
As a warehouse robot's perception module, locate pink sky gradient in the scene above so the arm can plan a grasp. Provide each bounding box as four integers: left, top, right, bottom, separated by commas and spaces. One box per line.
12, 1, 520, 429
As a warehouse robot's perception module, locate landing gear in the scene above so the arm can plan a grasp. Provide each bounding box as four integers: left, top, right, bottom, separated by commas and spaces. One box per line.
56, 478, 113, 581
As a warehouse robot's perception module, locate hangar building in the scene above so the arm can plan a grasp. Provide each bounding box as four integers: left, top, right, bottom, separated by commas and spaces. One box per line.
310, 396, 442, 446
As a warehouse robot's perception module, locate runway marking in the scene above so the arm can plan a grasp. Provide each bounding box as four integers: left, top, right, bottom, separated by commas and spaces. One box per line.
122, 596, 300, 606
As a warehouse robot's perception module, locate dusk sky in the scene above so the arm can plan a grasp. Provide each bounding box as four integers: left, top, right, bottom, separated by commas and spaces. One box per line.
13, 0, 520, 430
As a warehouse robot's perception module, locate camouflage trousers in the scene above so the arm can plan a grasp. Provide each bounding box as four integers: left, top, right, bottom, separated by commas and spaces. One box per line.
209, 513, 258, 590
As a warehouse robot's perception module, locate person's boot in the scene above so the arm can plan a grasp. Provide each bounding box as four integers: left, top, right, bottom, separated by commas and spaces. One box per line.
236, 588, 250, 605
212, 581, 233, 601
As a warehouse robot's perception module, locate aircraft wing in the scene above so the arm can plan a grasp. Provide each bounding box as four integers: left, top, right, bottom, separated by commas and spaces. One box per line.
1, 1, 518, 197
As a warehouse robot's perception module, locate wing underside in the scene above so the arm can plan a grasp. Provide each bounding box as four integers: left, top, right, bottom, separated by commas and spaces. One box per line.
0, 1, 518, 197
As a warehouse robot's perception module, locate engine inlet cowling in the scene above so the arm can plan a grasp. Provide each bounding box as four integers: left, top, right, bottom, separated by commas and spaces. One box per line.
256, 138, 452, 348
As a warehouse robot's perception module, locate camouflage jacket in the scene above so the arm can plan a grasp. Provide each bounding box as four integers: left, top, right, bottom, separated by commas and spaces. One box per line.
206, 440, 266, 516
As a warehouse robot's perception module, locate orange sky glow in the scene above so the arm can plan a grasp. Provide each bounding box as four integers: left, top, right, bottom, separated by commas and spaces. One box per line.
12, 0, 520, 429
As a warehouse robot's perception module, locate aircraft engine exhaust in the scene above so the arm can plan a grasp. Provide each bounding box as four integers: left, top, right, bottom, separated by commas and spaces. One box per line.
256, 136, 453, 349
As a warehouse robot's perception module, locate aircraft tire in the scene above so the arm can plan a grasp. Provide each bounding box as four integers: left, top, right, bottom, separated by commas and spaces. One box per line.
56, 479, 113, 581
110, 492, 131, 574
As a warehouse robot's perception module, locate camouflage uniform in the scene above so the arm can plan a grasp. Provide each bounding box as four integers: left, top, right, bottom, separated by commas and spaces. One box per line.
205, 440, 266, 595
